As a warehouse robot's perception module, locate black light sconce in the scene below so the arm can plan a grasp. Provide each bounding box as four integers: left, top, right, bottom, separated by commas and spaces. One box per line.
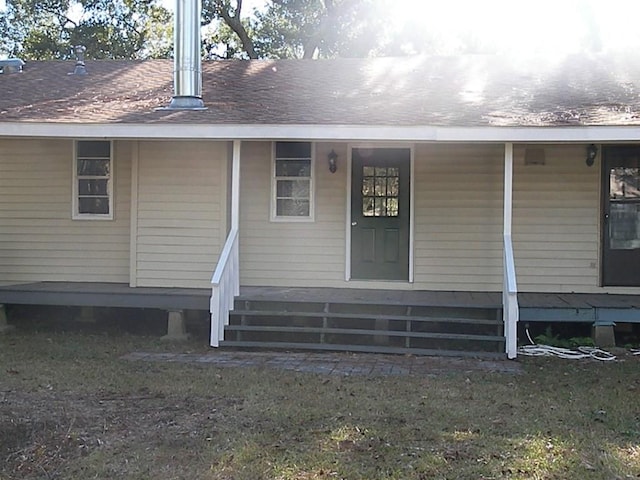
586, 144, 598, 167
328, 149, 338, 173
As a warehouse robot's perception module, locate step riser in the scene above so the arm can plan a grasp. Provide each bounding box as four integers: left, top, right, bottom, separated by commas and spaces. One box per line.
223, 330, 503, 353
235, 300, 499, 321
232, 315, 501, 336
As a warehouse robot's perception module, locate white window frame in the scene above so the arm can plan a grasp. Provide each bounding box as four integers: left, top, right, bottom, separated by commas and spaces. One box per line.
72, 140, 114, 220
270, 141, 315, 222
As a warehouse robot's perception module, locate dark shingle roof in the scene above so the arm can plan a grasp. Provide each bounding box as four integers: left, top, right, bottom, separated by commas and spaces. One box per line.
1, 54, 640, 127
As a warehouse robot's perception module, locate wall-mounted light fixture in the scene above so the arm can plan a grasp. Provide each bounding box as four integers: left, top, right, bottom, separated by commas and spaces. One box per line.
328, 150, 338, 173
586, 144, 598, 167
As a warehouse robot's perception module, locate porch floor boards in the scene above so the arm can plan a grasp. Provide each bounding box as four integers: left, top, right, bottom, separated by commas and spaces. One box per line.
0, 282, 211, 310
0, 282, 637, 322
237, 286, 502, 308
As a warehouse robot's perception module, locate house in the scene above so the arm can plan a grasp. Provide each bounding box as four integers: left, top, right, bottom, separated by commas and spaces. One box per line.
2, 17, 640, 357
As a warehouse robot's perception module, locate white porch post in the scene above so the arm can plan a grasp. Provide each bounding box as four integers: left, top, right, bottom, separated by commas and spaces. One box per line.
231, 140, 241, 296
231, 140, 241, 231
503, 142, 519, 359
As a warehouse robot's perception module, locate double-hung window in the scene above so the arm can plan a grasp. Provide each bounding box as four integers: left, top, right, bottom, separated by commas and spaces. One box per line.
272, 141, 314, 221
73, 140, 113, 219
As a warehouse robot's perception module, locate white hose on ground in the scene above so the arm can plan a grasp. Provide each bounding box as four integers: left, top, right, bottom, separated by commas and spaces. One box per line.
518, 328, 617, 361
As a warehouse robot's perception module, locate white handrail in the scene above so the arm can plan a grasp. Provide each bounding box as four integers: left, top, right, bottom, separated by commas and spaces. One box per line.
503, 234, 519, 359
210, 227, 239, 347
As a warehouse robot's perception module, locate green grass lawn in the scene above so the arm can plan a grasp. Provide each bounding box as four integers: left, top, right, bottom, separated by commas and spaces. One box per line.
1, 322, 640, 479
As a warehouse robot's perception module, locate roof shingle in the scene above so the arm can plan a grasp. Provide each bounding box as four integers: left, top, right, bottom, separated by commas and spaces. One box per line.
1, 54, 640, 127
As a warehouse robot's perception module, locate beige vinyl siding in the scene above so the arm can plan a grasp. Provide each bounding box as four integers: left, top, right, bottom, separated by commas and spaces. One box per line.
413, 144, 504, 290
134, 141, 226, 288
240, 141, 345, 286
0, 139, 130, 284
512, 145, 601, 292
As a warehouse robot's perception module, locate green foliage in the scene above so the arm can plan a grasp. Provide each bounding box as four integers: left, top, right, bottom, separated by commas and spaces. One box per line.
203, 0, 389, 59
534, 326, 596, 349
0, 0, 171, 59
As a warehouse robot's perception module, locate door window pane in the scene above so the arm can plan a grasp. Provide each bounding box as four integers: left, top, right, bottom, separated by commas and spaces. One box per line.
361, 164, 400, 217
609, 203, 640, 250
610, 168, 640, 199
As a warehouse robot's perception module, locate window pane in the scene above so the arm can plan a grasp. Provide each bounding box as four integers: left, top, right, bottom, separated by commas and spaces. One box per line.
277, 179, 310, 198
78, 159, 110, 176
276, 142, 311, 159
79, 197, 109, 214
363, 166, 375, 176
374, 198, 385, 216
375, 177, 386, 196
387, 168, 399, 176
375, 167, 387, 176
362, 177, 374, 196
610, 167, 640, 199
276, 159, 311, 177
77, 140, 110, 158
363, 197, 375, 216
609, 203, 640, 250
387, 177, 399, 196
387, 198, 399, 217
277, 199, 310, 216
79, 179, 108, 196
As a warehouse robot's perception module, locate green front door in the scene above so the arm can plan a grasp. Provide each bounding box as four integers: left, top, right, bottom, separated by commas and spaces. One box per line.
350, 148, 410, 280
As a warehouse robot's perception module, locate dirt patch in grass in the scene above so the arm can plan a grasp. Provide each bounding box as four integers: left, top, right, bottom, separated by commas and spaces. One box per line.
2, 327, 640, 479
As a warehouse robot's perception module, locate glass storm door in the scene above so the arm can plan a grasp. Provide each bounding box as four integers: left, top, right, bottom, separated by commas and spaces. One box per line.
602, 146, 640, 286
350, 148, 410, 280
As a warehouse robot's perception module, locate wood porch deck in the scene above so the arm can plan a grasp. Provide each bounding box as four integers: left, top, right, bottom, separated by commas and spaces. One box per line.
0, 282, 637, 324
0, 282, 210, 310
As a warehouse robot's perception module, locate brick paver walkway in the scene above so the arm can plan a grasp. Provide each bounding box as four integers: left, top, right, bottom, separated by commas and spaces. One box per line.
122, 351, 522, 376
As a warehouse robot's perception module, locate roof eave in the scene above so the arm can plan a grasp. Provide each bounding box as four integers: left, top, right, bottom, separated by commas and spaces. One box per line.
1, 122, 640, 143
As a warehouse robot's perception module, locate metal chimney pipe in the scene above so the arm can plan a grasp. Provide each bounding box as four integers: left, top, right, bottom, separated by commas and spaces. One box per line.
167, 0, 205, 109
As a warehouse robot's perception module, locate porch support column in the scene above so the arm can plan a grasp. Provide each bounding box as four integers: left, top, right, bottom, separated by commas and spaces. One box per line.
503, 143, 519, 359
0, 305, 14, 334
162, 309, 190, 341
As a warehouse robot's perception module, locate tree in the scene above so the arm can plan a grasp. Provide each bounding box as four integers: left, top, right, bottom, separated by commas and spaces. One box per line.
0, 0, 172, 60
202, 0, 389, 59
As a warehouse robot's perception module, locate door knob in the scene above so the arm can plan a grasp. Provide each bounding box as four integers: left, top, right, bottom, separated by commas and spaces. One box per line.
351, 221, 358, 226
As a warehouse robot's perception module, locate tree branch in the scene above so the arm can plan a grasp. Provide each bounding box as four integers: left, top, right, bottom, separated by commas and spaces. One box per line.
214, 0, 258, 59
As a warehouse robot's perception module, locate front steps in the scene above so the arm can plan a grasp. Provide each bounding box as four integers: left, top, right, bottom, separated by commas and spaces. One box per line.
221, 296, 505, 358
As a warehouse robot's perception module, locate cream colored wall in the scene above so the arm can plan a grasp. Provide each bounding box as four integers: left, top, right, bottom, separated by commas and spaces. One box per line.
133, 141, 226, 288
239, 142, 505, 290
413, 144, 504, 290
239, 140, 640, 294
0, 138, 130, 284
239, 141, 346, 287
1, 137, 630, 294
512, 144, 604, 292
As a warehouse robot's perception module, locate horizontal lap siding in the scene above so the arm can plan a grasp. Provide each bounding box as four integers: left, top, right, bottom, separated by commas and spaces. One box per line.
513, 145, 600, 292
240, 142, 345, 287
0, 139, 130, 283
135, 141, 226, 288
413, 144, 503, 291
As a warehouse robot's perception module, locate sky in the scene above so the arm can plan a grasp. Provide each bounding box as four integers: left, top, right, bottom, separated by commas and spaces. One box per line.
157, 0, 640, 55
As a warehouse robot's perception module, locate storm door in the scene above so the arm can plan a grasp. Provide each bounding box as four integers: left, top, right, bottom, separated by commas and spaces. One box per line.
350, 148, 410, 280
602, 146, 640, 286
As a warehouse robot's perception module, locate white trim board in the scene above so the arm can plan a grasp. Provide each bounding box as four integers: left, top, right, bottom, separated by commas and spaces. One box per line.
3, 123, 640, 142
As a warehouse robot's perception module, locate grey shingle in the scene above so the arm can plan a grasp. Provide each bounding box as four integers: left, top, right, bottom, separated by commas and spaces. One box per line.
1, 53, 639, 127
